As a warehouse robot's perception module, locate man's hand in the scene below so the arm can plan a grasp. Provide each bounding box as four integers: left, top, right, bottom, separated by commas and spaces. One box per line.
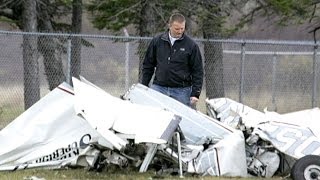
190, 97, 199, 109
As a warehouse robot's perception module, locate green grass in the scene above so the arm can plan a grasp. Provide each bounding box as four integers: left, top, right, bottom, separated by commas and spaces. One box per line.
0, 168, 288, 180
0, 104, 24, 129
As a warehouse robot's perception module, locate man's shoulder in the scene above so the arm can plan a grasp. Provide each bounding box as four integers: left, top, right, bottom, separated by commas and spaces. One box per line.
150, 32, 168, 44
152, 32, 167, 39
184, 34, 196, 40
182, 34, 199, 46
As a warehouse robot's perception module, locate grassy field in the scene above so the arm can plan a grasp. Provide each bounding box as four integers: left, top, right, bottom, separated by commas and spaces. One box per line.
0, 168, 288, 180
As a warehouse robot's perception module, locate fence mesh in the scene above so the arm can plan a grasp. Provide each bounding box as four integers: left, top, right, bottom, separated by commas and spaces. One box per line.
1, 31, 319, 128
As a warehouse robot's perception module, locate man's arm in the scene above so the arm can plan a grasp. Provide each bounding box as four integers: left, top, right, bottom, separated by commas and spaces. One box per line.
190, 43, 204, 99
141, 39, 157, 86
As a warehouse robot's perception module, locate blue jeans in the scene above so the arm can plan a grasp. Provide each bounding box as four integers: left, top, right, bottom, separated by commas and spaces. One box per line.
151, 84, 191, 106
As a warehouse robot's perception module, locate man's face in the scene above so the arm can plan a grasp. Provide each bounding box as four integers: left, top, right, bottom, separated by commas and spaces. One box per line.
169, 21, 185, 38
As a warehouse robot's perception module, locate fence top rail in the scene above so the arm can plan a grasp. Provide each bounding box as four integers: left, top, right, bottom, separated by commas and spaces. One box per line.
0, 30, 319, 46
196, 38, 320, 46
223, 50, 318, 55
0, 30, 152, 41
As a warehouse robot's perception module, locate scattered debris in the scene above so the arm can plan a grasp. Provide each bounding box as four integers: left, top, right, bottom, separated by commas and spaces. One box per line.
2, 77, 320, 179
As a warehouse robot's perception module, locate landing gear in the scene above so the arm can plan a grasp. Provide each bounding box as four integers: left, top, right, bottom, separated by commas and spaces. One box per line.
291, 155, 320, 180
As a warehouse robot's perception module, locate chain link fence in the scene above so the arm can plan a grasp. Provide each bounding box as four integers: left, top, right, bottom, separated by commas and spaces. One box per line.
1, 30, 319, 128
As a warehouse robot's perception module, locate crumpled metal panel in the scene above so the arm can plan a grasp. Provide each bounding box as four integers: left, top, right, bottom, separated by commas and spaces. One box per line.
122, 84, 237, 144
122, 84, 248, 177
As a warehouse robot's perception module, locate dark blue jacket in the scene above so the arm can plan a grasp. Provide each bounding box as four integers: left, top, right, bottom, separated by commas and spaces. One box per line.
142, 31, 203, 98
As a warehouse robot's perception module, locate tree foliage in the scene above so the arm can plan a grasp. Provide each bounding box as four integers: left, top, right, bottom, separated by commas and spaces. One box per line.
0, 0, 73, 31
86, 0, 233, 37
87, 0, 141, 31
263, 0, 311, 20
238, 0, 320, 41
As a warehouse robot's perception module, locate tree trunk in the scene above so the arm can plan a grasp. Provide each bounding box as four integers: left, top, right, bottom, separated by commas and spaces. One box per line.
137, 1, 157, 83
22, 0, 39, 110
38, 0, 65, 90
70, 0, 82, 82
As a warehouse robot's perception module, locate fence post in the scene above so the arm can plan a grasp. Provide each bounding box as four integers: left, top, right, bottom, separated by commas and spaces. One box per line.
67, 39, 72, 85
124, 28, 130, 90
271, 53, 278, 111
239, 41, 246, 103
312, 44, 318, 108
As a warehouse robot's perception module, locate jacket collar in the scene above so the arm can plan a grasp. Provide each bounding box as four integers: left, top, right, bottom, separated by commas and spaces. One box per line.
161, 30, 185, 42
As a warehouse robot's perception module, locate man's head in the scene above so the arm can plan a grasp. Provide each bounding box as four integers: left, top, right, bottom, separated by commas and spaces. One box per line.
168, 13, 186, 38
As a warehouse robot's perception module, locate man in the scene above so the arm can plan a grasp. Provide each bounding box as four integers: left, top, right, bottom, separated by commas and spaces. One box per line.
141, 13, 203, 107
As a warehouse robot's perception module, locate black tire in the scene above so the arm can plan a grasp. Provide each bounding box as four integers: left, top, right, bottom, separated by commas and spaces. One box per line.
291, 155, 320, 180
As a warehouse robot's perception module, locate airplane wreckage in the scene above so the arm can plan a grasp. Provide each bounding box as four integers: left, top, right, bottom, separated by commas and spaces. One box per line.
1, 77, 320, 180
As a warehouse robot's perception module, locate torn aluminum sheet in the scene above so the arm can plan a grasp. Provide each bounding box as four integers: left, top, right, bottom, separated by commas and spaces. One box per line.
122, 83, 248, 177
206, 97, 268, 129
206, 97, 320, 178
0, 83, 102, 170
72, 77, 180, 146
0, 78, 181, 171
122, 84, 238, 144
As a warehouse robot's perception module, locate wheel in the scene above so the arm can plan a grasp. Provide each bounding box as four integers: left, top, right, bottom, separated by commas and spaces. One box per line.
291, 155, 320, 180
